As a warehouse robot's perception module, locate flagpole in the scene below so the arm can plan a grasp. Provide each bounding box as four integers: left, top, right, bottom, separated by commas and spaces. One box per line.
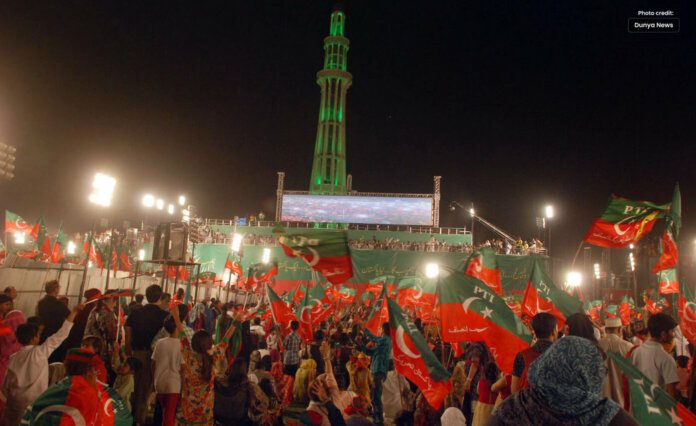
78, 224, 95, 304
570, 240, 584, 269
131, 260, 140, 303
105, 229, 113, 291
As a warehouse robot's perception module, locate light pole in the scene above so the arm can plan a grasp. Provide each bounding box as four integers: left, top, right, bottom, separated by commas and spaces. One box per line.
544, 205, 554, 257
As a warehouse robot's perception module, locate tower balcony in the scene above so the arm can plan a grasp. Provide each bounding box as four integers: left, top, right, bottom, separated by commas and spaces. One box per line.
316, 69, 353, 82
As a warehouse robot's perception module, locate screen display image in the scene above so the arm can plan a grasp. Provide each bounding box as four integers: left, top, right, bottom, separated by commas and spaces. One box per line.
281, 194, 433, 225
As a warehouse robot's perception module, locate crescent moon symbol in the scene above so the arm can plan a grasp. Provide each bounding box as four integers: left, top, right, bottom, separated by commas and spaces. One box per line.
462, 297, 482, 313
34, 405, 87, 426
299, 306, 313, 323
474, 257, 483, 273
613, 214, 638, 236
413, 285, 424, 300
535, 297, 551, 313
103, 398, 114, 416
683, 302, 696, 324
305, 247, 320, 267
396, 326, 421, 359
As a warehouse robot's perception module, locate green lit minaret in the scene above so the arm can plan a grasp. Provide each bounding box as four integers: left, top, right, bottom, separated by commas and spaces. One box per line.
309, 6, 352, 194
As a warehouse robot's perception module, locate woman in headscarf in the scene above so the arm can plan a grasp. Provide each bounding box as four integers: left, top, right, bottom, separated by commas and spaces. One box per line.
489, 336, 638, 425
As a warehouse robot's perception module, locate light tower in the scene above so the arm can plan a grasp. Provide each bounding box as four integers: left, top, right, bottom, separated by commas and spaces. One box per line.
309, 6, 352, 194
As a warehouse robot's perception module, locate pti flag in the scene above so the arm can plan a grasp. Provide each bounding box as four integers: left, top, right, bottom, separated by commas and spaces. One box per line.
657, 269, 679, 295
224, 254, 244, 278
396, 276, 437, 320
387, 298, 452, 409
677, 285, 696, 347
278, 230, 353, 285
521, 260, 582, 329
439, 268, 532, 373
246, 261, 279, 290
295, 283, 333, 325
337, 286, 356, 304
32, 216, 52, 258
267, 284, 303, 335
464, 247, 503, 296
619, 295, 635, 327
652, 229, 679, 274
51, 225, 67, 263
583, 194, 669, 248
21, 375, 132, 425
585, 300, 603, 323
83, 233, 103, 269
365, 284, 390, 336
4, 210, 33, 234
608, 351, 696, 425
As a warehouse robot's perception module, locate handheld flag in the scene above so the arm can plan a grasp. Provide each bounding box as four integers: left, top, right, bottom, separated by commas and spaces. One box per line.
464, 247, 503, 295
521, 260, 582, 328
278, 230, 353, 285
4, 210, 33, 234
396, 276, 438, 320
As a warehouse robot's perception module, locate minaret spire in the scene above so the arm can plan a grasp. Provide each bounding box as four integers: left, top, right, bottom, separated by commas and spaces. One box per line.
309, 6, 352, 194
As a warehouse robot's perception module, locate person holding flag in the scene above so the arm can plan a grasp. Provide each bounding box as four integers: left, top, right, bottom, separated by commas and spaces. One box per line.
356, 319, 391, 425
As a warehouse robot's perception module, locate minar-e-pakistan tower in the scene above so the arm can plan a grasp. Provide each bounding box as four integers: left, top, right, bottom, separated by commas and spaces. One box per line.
309, 6, 352, 195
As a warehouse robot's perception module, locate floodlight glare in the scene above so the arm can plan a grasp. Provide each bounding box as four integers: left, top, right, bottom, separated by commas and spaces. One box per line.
156, 199, 164, 210
425, 263, 439, 278
14, 232, 26, 244
67, 241, 77, 255
262, 248, 271, 264
178, 195, 186, 206
231, 233, 243, 252
88, 172, 116, 207
167, 204, 175, 215
566, 271, 582, 287
469, 208, 475, 217
143, 194, 155, 208
138, 249, 145, 261
593, 263, 600, 280
222, 269, 231, 282
545, 205, 554, 219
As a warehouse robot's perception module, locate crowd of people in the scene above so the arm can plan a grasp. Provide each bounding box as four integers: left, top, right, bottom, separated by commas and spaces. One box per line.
2, 279, 691, 425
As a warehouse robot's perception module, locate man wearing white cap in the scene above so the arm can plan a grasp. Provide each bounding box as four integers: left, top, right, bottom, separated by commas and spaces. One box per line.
598, 317, 633, 406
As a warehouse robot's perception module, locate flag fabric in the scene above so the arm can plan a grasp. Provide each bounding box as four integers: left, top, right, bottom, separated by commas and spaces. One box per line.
4, 211, 33, 234
365, 285, 390, 335
657, 269, 680, 295
246, 261, 279, 291
607, 351, 696, 425
32, 216, 52, 258
585, 300, 603, 323
295, 283, 333, 326
652, 230, 679, 274
119, 245, 133, 272
521, 260, 582, 329
677, 284, 696, 347
224, 254, 244, 278
396, 276, 438, 320
439, 268, 532, 374
278, 230, 353, 285
464, 247, 503, 296
21, 375, 132, 425
619, 295, 635, 327
387, 298, 452, 409
337, 286, 356, 304
111, 247, 119, 271
83, 233, 103, 269
668, 183, 681, 238
604, 304, 618, 319
51, 225, 67, 263
268, 284, 310, 340
583, 195, 669, 248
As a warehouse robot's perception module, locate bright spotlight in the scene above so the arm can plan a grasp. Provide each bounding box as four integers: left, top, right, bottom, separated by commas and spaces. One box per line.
88, 173, 116, 207
167, 204, 175, 215
262, 248, 271, 264
231, 233, 243, 253
566, 271, 582, 287
142, 194, 155, 208
629, 253, 636, 272
138, 249, 145, 261
545, 205, 554, 219
629, 243, 634, 250
67, 241, 77, 255
425, 263, 439, 278
178, 195, 186, 206
14, 232, 26, 244
468, 208, 475, 217
156, 199, 164, 210
593, 263, 600, 280
222, 269, 231, 282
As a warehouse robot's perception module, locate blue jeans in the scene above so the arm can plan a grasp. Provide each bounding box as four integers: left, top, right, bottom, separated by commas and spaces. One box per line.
372, 372, 386, 424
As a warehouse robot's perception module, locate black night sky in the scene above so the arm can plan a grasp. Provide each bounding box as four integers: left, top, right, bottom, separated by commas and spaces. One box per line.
0, 1, 694, 268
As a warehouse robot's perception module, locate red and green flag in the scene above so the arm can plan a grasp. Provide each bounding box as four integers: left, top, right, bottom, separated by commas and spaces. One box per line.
439, 268, 532, 373
278, 230, 353, 285
83, 233, 103, 269
366, 284, 390, 335
295, 283, 333, 326
677, 285, 696, 347
32, 216, 52, 258
387, 297, 452, 409
521, 260, 582, 329
246, 261, 279, 290
21, 375, 132, 425
667, 183, 681, 238
583, 194, 669, 248
657, 269, 679, 295
119, 245, 133, 272
585, 300, 603, 323
51, 225, 67, 264
607, 351, 696, 425
224, 254, 244, 278
464, 247, 503, 296
4, 210, 33, 234
268, 284, 310, 339
652, 229, 678, 274
604, 304, 618, 319
337, 285, 356, 304
619, 295, 636, 326
396, 276, 438, 320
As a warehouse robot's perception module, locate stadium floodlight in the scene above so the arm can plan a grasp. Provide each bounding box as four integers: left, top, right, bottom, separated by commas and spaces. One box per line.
14, 232, 26, 244
182, 209, 190, 224
231, 233, 243, 253
178, 195, 186, 206
262, 248, 271, 264
138, 249, 145, 261
167, 204, 175, 215
469, 208, 475, 217
88, 173, 116, 207
593, 263, 601, 280
67, 241, 77, 255
143, 194, 155, 208
156, 198, 164, 210
545, 205, 555, 219
566, 271, 582, 287
0, 143, 17, 181
425, 263, 439, 278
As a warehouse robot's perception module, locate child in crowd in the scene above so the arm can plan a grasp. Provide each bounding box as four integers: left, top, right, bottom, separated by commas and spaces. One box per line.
81, 335, 108, 383
472, 361, 500, 426
113, 357, 142, 411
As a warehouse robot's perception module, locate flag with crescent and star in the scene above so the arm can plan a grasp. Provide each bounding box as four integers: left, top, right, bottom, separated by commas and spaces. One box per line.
585, 300, 603, 323
295, 282, 333, 325
387, 297, 451, 409
608, 351, 696, 425
32, 216, 52, 259
657, 269, 680, 295
21, 375, 132, 425
278, 229, 353, 285
245, 261, 279, 291
439, 268, 532, 374
652, 229, 679, 274
83, 232, 104, 269
337, 285, 356, 304
365, 277, 395, 335
267, 284, 310, 339
619, 295, 636, 327
396, 276, 438, 320
521, 260, 582, 329
464, 247, 503, 296
4, 210, 33, 234
677, 285, 696, 347
224, 253, 244, 278
583, 194, 669, 248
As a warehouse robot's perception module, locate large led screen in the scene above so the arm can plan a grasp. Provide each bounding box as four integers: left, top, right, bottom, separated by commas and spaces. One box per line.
281, 194, 433, 225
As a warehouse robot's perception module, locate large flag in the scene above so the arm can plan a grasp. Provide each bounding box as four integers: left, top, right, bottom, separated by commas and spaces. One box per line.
4, 210, 33, 234
439, 268, 532, 373
657, 269, 679, 295
366, 284, 390, 335
295, 283, 333, 325
278, 230, 353, 285
246, 261, 278, 290
21, 375, 132, 425
583, 194, 669, 248
51, 225, 67, 263
677, 285, 696, 347
387, 298, 452, 409
521, 260, 582, 328
464, 247, 503, 296
396, 276, 437, 320
607, 351, 696, 425
268, 284, 310, 340
652, 229, 679, 274
224, 254, 244, 278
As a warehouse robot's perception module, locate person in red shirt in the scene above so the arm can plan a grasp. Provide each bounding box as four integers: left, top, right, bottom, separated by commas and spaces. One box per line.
473, 361, 500, 426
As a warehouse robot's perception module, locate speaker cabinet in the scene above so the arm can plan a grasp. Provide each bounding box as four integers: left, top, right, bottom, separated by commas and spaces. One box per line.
152, 222, 188, 262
